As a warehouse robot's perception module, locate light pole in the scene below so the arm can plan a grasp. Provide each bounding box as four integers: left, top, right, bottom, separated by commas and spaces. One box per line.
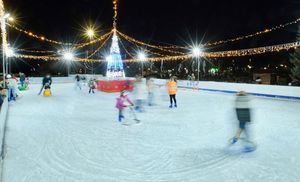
63, 51, 74, 77
192, 47, 202, 82
6, 46, 14, 74
138, 52, 146, 77
85, 28, 95, 74
1, 13, 10, 87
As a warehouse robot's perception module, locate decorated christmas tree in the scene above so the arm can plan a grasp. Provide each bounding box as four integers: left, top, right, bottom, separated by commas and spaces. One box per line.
290, 25, 300, 83
106, 31, 125, 78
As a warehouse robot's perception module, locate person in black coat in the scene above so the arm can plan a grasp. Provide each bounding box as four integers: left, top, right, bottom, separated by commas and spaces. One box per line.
39, 74, 52, 95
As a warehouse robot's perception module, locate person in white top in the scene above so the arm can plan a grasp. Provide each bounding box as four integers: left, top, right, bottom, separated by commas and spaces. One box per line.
6, 74, 20, 101
146, 78, 155, 106
133, 76, 147, 112
230, 91, 256, 152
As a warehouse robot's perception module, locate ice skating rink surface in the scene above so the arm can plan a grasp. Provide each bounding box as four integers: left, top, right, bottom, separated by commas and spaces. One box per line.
2, 83, 300, 182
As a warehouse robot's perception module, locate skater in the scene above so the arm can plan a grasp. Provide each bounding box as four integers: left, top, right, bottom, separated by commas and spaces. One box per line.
39, 74, 52, 95
88, 78, 97, 94
191, 73, 196, 89
133, 76, 146, 112
116, 90, 134, 122
167, 76, 177, 108
75, 74, 82, 90
6, 74, 19, 102
230, 91, 256, 152
146, 78, 155, 106
19, 72, 26, 87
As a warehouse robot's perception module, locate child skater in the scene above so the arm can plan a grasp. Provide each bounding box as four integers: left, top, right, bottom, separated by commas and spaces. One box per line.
231, 91, 256, 152
116, 90, 134, 123
88, 78, 97, 94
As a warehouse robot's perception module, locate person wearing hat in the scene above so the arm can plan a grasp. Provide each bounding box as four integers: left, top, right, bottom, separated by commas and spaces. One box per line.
116, 90, 134, 122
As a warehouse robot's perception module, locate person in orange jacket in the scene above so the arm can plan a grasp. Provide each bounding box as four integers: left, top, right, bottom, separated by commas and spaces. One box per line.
167, 76, 177, 108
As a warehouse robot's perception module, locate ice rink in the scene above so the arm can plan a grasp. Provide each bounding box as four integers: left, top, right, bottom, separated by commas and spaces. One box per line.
2, 83, 300, 182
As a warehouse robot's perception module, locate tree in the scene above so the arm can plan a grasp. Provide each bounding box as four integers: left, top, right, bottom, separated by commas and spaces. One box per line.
290, 25, 300, 81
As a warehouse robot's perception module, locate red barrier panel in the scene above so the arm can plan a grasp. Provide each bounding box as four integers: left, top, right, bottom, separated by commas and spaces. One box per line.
97, 80, 134, 93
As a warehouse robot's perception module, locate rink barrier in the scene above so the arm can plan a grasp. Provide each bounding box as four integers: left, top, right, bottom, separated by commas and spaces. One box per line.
180, 86, 300, 100
154, 79, 300, 101
0, 96, 8, 160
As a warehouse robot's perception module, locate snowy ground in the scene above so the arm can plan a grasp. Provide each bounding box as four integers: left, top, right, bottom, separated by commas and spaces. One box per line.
2, 83, 300, 182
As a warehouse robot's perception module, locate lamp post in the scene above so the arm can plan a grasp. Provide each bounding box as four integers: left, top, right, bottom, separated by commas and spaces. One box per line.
6, 46, 14, 74
138, 52, 146, 77
192, 47, 202, 82
1, 13, 10, 87
86, 28, 95, 74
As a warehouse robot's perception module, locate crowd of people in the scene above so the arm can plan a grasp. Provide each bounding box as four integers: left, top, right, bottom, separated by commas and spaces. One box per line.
0, 72, 29, 105
0, 72, 256, 152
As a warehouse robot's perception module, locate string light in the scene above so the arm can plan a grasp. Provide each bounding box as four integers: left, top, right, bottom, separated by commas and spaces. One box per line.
117, 30, 186, 55
75, 31, 113, 48
123, 41, 300, 62
12, 41, 300, 63
205, 41, 300, 58
7, 23, 113, 48
86, 33, 112, 59
113, 0, 118, 29
16, 48, 56, 53
203, 17, 300, 47
14, 54, 100, 62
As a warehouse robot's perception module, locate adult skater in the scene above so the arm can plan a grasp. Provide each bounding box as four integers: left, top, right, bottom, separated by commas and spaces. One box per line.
133, 76, 147, 112
19, 72, 26, 87
39, 74, 52, 95
6, 74, 19, 101
230, 91, 256, 152
75, 74, 82, 90
116, 90, 134, 122
146, 78, 155, 106
167, 76, 177, 108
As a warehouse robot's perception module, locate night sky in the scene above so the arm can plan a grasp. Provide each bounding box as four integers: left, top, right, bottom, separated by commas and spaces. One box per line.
4, 0, 300, 76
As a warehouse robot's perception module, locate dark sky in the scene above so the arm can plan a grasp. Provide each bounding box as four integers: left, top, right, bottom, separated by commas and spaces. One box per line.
5, 0, 300, 50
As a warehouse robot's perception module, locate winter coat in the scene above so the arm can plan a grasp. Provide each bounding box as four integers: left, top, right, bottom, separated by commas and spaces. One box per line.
7, 78, 18, 90
88, 80, 96, 89
20, 74, 26, 82
147, 80, 155, 93
167, 81, 177, 95
116, 95, 133, 110
235, 94, 250, 109
75, 75, 81, 82
42, 77, 52, 86
134, 81, 147, 100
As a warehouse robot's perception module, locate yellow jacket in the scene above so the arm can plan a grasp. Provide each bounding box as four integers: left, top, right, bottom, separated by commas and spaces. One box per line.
167, 81, 177, 95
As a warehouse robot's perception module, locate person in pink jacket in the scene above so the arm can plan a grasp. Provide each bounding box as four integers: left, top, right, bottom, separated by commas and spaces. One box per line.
116, 90, 134, 122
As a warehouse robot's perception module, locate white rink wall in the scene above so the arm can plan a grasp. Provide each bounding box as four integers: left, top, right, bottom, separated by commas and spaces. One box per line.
0, 96, 8, 160
27, 74, 105, 84
154, 79, 300, 100
23, 76, 300, 100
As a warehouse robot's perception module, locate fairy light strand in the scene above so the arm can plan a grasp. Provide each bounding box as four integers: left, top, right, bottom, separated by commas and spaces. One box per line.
113, 0, 118, 29
14, 42, 300, 63
7, 23, 113, 48
117, 30, 186, 55
16, 48, 56, 54
203, 17, 300, 47
87, 33, 112, 59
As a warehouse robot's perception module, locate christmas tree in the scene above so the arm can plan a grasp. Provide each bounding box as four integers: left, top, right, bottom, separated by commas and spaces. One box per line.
290, 25, 300, 82
106, 31, 125, 78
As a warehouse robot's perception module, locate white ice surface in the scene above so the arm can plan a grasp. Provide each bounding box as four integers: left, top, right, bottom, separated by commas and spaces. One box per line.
2, 83, 300, 182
